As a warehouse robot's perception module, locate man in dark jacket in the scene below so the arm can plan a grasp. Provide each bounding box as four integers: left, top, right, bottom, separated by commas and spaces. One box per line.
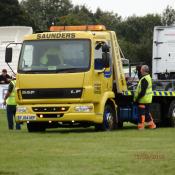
0, 69, 11, 84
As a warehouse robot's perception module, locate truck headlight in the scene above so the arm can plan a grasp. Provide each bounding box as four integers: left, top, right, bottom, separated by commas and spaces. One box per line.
74, 106, 93, 112
16, 106, 27, 113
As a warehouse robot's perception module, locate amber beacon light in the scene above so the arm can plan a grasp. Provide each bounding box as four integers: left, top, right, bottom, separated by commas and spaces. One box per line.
50, 25, 106, 31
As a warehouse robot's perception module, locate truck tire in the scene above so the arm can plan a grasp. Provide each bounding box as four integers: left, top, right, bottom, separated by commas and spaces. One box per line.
103, 104, 117, 130
27, 122, 46, 132
118, 121, 123, 128
168, 100, 175, 127
95, 104, 117, 131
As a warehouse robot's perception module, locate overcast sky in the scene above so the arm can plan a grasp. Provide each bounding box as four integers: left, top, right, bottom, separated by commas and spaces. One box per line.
71, 0, 175, 18
18, 0, 175, 18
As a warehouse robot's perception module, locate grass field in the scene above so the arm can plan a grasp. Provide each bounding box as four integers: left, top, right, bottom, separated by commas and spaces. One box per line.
0, 109, 175, 175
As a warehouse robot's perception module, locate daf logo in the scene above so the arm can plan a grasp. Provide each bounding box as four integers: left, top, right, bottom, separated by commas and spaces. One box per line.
70, 89, 81, 94
22, 90, 35, 95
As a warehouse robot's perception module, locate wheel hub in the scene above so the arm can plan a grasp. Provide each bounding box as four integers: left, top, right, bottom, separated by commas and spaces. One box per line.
106, 113, 113, 127
172, 109, 175, 118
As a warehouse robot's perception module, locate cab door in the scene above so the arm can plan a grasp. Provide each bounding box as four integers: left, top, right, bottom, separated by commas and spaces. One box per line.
93, 40, 113, 102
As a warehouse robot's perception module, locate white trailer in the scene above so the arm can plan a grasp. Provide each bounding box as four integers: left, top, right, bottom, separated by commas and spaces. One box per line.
0, 26, 32, 108
152, 26, 175, 80
0, 26, 33, 75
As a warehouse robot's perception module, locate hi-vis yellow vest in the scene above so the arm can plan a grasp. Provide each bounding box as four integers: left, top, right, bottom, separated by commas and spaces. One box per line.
134, 74, 153, 104
6, 80, 16, 105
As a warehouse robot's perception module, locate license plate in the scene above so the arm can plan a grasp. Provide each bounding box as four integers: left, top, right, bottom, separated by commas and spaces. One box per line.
17, 116, 36, 121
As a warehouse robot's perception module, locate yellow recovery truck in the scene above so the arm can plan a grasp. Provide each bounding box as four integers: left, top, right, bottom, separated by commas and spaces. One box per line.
5, 25, 175, 132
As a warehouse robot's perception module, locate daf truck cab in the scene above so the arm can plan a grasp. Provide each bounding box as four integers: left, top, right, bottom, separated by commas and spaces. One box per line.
5, 25, 127, 132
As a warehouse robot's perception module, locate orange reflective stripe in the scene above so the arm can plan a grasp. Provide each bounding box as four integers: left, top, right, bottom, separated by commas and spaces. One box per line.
138, 105, 145, 109
141, 115, 145, 123
149, 113, 154, 120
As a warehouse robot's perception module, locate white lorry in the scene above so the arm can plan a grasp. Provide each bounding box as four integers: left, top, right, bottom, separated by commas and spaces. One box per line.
152, 26, 175, 80
0, 26, 33, 75
0, 26, 33, 108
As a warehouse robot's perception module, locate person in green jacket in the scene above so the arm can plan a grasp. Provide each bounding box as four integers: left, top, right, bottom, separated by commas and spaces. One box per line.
3, 74, 20, 130
134, 65, 156, 130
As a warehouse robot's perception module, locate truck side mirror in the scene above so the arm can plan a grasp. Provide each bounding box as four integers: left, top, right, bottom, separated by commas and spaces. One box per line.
5, 47, 13, 63
102, 52, 110, 68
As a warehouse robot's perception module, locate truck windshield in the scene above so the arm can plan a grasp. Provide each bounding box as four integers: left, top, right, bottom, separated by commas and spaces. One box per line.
18, 40, 90, 73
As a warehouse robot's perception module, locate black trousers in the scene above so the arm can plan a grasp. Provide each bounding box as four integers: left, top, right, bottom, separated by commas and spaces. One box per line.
6, 105, 21, 130
138, 104, 152, 123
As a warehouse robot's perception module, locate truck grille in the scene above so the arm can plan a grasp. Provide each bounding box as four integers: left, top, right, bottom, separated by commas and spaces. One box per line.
20, 88, 83, 99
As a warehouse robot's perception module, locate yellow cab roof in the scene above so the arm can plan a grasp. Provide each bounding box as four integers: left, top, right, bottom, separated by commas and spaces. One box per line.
23, 25, 111, 41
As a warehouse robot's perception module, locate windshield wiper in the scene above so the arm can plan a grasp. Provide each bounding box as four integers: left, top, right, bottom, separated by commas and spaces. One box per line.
19, 69, 49, 73
55, 68, 85, 73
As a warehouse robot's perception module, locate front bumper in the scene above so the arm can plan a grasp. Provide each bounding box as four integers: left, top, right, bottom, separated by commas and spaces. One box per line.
15, 103, 103, 124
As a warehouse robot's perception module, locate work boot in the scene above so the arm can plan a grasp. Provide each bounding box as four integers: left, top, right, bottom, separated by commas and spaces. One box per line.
148, 121, 156, 129
138, 115, 145, 130
138, 123, 144, 130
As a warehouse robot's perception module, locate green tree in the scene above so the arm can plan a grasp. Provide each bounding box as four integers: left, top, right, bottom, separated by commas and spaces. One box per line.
116, 14, 162, 68
0, 0, 33, 26
93, 8, 121, 31
21, 0, 73, 30
162, 5, 175, 26
57, 5, 94, 25
57, 6, 121, 33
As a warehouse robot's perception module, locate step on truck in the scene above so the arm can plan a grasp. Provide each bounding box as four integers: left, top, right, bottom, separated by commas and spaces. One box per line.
5, 25, 175, 132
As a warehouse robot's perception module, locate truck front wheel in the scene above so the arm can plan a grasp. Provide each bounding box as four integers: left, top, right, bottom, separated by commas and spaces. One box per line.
168, 100, 175, 127
95, 104, 117, 131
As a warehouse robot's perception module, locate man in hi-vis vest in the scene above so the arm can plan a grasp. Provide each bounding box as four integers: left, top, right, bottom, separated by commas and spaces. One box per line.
134, 65, 156, 130
3, 74, 21, 130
